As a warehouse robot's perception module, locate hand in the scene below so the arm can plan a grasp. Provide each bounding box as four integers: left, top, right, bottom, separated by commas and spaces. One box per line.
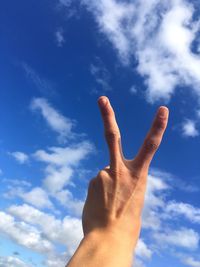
82, 96, 169, 250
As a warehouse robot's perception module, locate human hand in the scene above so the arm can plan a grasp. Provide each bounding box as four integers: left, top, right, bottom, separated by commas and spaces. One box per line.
82, 96, 169, 250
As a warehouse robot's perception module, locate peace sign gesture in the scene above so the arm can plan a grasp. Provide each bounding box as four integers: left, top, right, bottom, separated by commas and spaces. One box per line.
81, 96, 169, 257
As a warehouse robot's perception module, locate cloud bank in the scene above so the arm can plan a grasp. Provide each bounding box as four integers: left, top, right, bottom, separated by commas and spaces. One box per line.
82, 0, 200, 104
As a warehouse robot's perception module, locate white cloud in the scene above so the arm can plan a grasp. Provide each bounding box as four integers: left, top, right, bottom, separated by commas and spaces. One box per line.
1, 96, 94, 265
8, 204, 83, 257
130, 86, 137, 95
0, 256, 31, 267
1, 203, 83, 266
34, 141, 94, 167
182, 119, 199, 137
4, 168, 186, 267
21, 63, 55, 96
57, 0, 78, 18
142, 173, 169, 230
59, 0, 72, 7
34, 141, 94, 199
43, 165, 73, 193
133, 258, 145, 267
0, 211, 54, 254
54, 189, 84, 216
83, 0, 134, 64
135, 239, 152, 260
9, 151, 29, 164
84, 0, 200, 103
55, 28, 65, 47
166, 201, 200, 224
150, 167, 198, 193
21, 187, 53, 209
182, 257, 200, 267
5, 142, 93, 213
4, 99, 94, 215
30, 97, 75, 142
197, 109, 200, 118
2, 178, 31, 187
44, 252, 68, 267
90, 57, 111, 92
153, 228, 199, 250
139, 170, 200, 263
3, 184, 53, 210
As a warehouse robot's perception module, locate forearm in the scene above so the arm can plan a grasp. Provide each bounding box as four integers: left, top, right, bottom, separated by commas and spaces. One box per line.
66, 229, 137, 267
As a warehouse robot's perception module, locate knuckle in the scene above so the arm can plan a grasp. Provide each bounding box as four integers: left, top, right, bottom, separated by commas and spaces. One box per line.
143, 138, 159, 153
88, 177, 96, 188
97, 170, 109, 181
107, 109, 115, 116
105, 130, 119, 142
153, 118, 167, 132
109, 168, 123, 177
109, 164, 126, 179
98, 170, 106, 178
103, 107, 114, 117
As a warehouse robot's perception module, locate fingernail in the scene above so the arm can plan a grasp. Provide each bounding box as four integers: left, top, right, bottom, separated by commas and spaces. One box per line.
98, 96, 108, 106
158, 106, 168, 118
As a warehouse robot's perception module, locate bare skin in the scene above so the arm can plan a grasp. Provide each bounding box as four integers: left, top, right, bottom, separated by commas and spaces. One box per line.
66, 96, 169, 267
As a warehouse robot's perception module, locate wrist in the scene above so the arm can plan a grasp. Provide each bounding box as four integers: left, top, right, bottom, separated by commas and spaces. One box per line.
83, 216, 142, 250
67, 220, 141, 267
83, 223, 140, 253
81, 230, 134, 267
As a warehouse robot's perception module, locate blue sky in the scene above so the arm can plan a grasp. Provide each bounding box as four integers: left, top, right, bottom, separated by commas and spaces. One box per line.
1, 0, 200, 266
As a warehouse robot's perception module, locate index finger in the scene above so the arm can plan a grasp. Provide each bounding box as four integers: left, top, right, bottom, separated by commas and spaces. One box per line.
98, 96, 123, 170
133, 106, 169, 169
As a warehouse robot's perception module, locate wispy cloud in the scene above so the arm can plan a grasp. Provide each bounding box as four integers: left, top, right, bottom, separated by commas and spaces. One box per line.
142, 172, 170, 230
9, 151, 29, 164
130, 85, 138, 95
90, 57, 112, 93
4, 185, 53, 210
133, 258, 145, 267
153, 228, 199, 250
83, 0, 134, 64
59, 0, 72, 7
2, 178, 31, 188
21, 63, 55, 97
0, 256, 31, 267
136, 168, 200, 266
33, 141, 93, 167
30, 97, 76, 143
21, 187, 53, 209
34, 141, 94, 214
166, 201, 200, 223
182, 119, 199, 137
182, 257, 200, 267
135, 239, 152, 260
55, 28, 65, 47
